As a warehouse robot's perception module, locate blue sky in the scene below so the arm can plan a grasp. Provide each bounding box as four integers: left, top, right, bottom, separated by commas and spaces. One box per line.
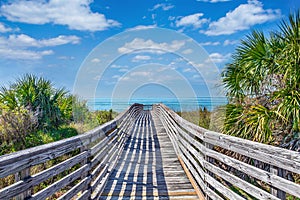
0, 0, 299, 100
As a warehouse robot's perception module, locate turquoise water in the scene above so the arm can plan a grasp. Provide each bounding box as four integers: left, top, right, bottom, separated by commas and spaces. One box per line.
87, 97, 228, 112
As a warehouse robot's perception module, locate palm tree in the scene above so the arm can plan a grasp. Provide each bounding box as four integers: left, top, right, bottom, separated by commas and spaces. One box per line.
0, 74, 70, 129
222, 11, 300, 146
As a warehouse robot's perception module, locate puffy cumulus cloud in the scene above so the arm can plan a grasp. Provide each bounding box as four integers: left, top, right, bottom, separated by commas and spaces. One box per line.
118, 38, 186, 54
0, 34, 80, 60
176, 13, 209, 29
150, 3, 174, 11
203, 0, 281, 36
0, 0, 120, 31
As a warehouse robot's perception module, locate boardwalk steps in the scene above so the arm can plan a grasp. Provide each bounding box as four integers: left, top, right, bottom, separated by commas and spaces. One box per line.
0, 103, 299, 200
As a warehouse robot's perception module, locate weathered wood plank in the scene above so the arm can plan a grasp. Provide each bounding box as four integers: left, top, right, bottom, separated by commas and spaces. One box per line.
57, 177, 91, 200
156, 103, 300, 200
99, 110, 197, 199
30, 164, 89, 200
205, 161, 280, 200
0, 151, 88, 199
0, 105, 141, 179
203, 131, 300, 174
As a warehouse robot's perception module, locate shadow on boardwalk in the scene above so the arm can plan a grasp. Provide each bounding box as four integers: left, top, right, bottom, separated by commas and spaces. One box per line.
99, 111, 197, 200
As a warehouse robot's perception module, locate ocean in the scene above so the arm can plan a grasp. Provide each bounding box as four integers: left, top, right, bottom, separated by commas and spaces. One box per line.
87, 97, 228, 112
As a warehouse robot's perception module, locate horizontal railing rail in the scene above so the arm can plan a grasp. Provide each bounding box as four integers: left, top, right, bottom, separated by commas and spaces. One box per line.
155, 103, 300, 200
1, 103, 299, 200
0, 103, 143, 200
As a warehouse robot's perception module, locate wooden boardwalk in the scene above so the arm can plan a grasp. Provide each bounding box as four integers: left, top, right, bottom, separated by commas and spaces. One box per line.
1, 103, 299, 200
99, 110, 198, 199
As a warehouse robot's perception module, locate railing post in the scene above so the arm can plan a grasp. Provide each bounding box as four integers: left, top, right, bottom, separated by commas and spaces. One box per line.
15, 168, 31, 200
270, 166, 286, 199
204, 139, 214, 200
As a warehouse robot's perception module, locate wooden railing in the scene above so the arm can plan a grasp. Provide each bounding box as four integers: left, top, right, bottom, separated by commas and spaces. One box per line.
155, 104, 300, 200
0, 104, 143, 200
1, 103, 300, 200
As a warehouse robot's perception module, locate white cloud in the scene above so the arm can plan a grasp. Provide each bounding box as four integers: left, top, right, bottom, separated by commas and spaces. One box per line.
112, 75, 121, 79
193, 74, 200, 79
132, 55, 151, 62
176, 13, 209, 29
151, 14, 157, 21
203, 0, 281, 36
118, 38, 186, 54
0, 34, 80, 60
110, 64, 129, 72
0, 23, 12, 32
196, 0, 231, 3
0, 48, 53, 60
118, 68, 129, 73
208, 53, 231, 63
111, 64, 128, 69
5, 34, 80, 47
200, 41, 221, 46
223, 39, 239, 46
91, 58, 101, 63
126, 25, 157, 31
39, 35, 80, 46
58, 56, 75, 60
182, 49, 193, 54
188, 61, 205, 68
183, 68, 192, 72
150, 3, 174, 11
1, 0, 120, 31
130, 71, 152, 77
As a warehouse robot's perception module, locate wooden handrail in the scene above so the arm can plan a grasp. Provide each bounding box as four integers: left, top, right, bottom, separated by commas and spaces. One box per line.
1, 103, 299, 200
0, 103, 143, 200
154, 103, 300, 200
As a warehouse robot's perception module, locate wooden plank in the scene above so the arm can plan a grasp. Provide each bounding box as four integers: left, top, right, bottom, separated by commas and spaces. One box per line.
205, 172, 245, 200
77, 189, 91, 200
30, 164, 89, 200
91, 164, 109, 191
270, 166, 286, 199
57, 177, 91, 200
0, 151, 88, 199
203, 131, 300, 174
0, 139, 83, 178
160, 104, 300, 169
204, 145, 300, 198
178, 156, 206, 200
163, 103, 300, 198
158, 104, 300, 200
98, 110, 197, 198
15, 168, 31, 200
205, 161, 280, 200
179, 149, 223, 200
0, 105, 138, 179
90, 129, 117, 156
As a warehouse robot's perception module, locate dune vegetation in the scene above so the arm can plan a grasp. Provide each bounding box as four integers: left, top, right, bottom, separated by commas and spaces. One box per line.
0, 74, 115, 156
220, 11, 300, 151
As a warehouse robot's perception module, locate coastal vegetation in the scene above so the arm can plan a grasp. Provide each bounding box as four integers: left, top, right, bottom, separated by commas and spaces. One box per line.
221, 11, 300, 150
0, 74, 115, 156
